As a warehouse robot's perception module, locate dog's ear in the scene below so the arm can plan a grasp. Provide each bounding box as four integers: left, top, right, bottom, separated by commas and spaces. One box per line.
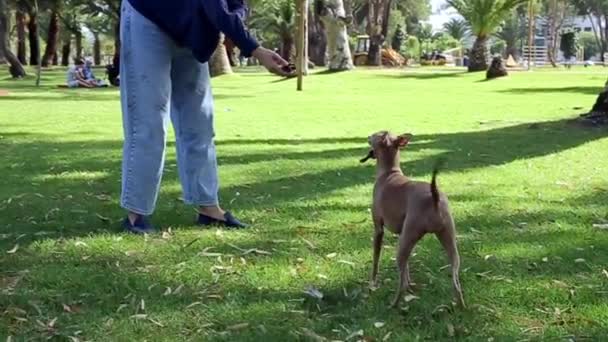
395, 133, 413, 148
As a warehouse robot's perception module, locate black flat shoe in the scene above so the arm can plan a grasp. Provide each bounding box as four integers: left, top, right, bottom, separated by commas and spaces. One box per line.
197, 211, 248, 229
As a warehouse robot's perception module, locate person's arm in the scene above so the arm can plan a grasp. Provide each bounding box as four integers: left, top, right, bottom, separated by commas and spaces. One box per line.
200, 0, 293, 76
199, 0, 258, 57
226, 0, 247, 21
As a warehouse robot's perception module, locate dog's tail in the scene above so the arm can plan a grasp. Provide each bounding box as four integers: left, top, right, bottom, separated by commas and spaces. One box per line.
431, 158, 446, 210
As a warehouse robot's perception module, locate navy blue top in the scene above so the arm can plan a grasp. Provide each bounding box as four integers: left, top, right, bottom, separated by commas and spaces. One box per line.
127, 0, 259, 63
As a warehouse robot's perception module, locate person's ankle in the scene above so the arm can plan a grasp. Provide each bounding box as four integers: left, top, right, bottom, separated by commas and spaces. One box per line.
127, 212, 141, 225
199, 206, 225, 221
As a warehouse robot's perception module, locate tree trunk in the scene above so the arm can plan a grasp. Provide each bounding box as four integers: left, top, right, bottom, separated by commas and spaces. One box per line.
93, 32, 101, 65
0, 0, 26, 77
318, 0, 354, 71
588, 14, 604, 61
367, 38, 382, 65
41, 10, 59, 67
61, 39, 71, 66
209, 33, 232, 77
546, 0, 558, 67
280, 36, 294, 62
223, 37, 236, 67
113, 18, 120, 67
308, 6, 327, 66
366, 0, 392, 66
469, 36, 489, 72
28, 10, 40, 65
52, 50, 58, 65
74, 30, 83, 60
579, 77, 608, 125
486, 56, 508, 79
16, 10, 27, 64
506, 44, 518, 60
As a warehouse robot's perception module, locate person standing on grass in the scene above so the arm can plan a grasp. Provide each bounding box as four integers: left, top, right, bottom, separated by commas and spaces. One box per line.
120, 0, 293, 234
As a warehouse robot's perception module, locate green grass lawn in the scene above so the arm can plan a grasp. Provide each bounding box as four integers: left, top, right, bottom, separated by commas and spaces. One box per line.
1, 66, 608, 341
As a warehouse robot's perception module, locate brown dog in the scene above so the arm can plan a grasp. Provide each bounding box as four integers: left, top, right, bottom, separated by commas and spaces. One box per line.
361, 131, 465, 308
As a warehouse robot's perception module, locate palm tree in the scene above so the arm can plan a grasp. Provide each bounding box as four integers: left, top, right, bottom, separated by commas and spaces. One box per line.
210, 33, 233, 77
250, 0, 296, 61
446, 0, 528, 71
494, 10, 524, 59
443, 18, 470, 42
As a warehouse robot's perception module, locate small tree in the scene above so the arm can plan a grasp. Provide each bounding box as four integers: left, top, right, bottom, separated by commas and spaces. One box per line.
391, 24, 406, 51
560, 29, 578, 61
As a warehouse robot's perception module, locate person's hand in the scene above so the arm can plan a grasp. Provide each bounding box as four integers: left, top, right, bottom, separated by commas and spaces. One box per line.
252, 47, 294, 77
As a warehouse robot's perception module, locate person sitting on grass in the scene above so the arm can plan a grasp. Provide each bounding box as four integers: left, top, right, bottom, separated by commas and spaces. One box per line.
84, 58, 109, 87
66, 58, 96, 88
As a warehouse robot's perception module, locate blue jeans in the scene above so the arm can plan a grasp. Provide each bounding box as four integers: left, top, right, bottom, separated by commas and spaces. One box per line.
120, 0, 219, 215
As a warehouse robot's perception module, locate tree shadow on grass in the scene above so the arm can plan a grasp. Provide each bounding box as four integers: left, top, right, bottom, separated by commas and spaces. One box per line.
2, 200, 608, 340
376, 70, 470, 80
0, 117, 606, 239
498, 86, 603, 96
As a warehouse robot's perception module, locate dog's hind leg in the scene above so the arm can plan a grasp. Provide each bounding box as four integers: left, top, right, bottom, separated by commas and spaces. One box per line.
370, 215, 384, 289
390, 219, 422, 308
437, 216, 465, 308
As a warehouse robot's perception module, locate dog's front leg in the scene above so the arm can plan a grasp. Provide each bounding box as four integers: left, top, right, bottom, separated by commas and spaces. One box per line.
370, 216, 384, 289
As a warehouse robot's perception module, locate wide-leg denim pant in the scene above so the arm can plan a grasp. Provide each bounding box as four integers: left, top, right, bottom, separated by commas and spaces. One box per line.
120, 1, 219, 215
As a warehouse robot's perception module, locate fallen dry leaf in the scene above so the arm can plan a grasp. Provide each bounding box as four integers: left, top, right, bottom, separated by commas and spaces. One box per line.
404, 294, 419, 302
74, 241, 88, 247
63, 304, 72, 313
173, 284, 184, 295
301, 238, 317, 249
6, 244, 19, 254
447, 323, 455, 337
227, 323, 249, 331
603, 269, 608, 279
163, 287, 172, 296
484, 254, 496, 261
300, 328, 327, 341
552, 280, 569, 288
346, 329, 364, 340
148, 318, 165, 327
303, 286, 324, 299
67, 337, 80, 342
575, 258, 586, 264
593, 223, 608, 230
48, 317, 58, 328
325, 253, 337, 259
542, 257, 549, 263
96, 214, 110, 223
130, 314, 148, 320
374, 322, 385, 328
338, 260, 355, 267
140, 299, 145, 312
382, 332, 392, 341
317, 274, 329, 280
187, 301, 203, 309
116, 304, 128, 313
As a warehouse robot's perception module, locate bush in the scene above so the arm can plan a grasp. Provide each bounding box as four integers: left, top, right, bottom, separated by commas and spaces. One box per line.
387, 11, 406, 47
392, 24, 406, 52
433, 33, 460, 52
560, 30, 579, 60
403, 36, 420, 60
580, 32, 600, 60
490, 39, 506, 56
